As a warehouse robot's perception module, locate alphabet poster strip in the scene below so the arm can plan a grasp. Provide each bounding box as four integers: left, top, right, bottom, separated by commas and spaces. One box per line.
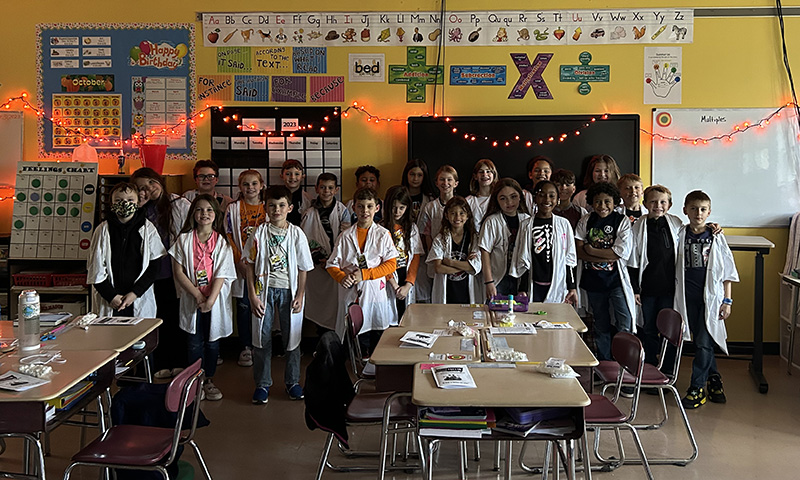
202, 10, 694, 47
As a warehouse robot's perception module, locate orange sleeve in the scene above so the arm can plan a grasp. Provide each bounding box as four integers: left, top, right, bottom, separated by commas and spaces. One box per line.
326, 266, 347, 283
405, 254, 420, 285
361, 257, 397, 281
228, 233, 241, 263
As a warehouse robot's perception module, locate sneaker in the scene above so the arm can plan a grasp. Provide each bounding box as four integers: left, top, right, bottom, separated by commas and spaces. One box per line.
238, 347, 253, 367
154, 368, 173, 380
216, 357, 224, 366
203, 380, 223, 401
707, 374, 727, 403
619, 386, 635, 398
252, 386, 269, 404
682, 387, 707, 409
286, 383, 304, 400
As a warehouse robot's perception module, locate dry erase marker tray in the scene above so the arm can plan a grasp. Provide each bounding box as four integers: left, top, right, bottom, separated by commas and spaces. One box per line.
488, 295, 529, 312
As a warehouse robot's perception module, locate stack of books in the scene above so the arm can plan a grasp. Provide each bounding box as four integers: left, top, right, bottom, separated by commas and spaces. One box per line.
46, 380, 95, 411
418, 407, 495, 438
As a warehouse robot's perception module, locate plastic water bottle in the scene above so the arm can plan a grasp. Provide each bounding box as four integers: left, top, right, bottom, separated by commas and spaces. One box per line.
18, 290, 41, 352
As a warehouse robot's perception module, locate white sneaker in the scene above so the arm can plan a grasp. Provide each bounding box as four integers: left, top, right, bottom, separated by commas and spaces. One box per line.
238, 347, 253, 367
216, 356, 224, 366
203, 380, 223, 401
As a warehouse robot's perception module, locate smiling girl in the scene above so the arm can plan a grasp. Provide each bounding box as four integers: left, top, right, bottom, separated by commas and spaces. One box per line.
573, 154, 622, 211
466, 159, 498, 230
428, 197, 482, 304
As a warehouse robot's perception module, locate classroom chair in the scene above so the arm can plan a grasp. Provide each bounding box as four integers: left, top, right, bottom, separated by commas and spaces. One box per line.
346, 302, 376, 383
584, 332, 654, 480
62, 359, 213, 480
304, 332, 422, 480
595, 308, 698, 465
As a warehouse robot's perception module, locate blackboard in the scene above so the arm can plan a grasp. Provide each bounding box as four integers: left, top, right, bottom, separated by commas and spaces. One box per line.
652, 108, 800, 227
408, 114, 640, 196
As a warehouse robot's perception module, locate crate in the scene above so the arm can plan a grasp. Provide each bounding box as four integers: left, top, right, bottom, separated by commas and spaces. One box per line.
12, 273, 53, 287
52, 273, 88, 287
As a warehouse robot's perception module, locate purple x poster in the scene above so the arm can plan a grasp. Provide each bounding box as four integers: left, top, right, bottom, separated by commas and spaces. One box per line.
508, 53, 553, 100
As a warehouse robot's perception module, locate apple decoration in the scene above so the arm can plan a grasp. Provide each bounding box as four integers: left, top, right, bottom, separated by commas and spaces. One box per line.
207, 29, 220, 43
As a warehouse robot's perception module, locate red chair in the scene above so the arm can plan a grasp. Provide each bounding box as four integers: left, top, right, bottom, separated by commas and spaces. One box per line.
594, 308, 698, 465
346, 302, 375, 381
585, 332, 653, 479
62, 359, 212, 480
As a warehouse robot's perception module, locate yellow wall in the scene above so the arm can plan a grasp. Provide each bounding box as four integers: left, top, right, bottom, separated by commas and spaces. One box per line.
1, 1, 797, 342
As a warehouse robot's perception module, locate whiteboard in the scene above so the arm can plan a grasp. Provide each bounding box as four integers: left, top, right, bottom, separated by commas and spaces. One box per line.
652, 108, 800, 227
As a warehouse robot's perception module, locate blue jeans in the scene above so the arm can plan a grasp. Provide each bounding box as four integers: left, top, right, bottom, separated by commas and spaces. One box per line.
236, 295, 253, 349
639, 295, 674, 366
686, 298, 719, 389
587, 287, 632, 361
253, 287, 301, 389
187, 310, 220, 378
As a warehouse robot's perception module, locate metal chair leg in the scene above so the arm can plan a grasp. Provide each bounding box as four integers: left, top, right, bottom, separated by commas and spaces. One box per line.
188, 439, 213, 479
315, 433, 334, 480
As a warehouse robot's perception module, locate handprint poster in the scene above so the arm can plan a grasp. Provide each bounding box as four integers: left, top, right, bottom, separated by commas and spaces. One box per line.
644, 47, 681, 105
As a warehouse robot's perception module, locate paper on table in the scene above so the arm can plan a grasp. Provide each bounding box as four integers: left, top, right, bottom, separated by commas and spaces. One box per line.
91, 316, 144, 326
400, 331, 439, 348
0, 371, 50, 391
489, 323, 537, 335
431, 364, 477, 389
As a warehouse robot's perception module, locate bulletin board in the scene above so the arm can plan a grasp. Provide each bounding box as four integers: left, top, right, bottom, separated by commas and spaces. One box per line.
210, 106, 342, 199
409, 114, 640, 196
652, 108, 800, 227
36, 23, 195, 159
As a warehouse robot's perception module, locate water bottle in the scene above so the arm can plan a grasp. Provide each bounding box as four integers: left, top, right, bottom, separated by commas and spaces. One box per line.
18, 290, 41, 352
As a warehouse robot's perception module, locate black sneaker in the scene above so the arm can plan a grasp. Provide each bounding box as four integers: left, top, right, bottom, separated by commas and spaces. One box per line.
682, 387, 707, 409
707, 374, 727, 403
619, 386, 635, 398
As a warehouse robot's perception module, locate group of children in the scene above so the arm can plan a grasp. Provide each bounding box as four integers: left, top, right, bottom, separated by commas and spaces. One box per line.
87, 153, 738, 410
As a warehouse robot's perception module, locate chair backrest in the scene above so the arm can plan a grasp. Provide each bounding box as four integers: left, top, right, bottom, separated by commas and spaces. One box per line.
162, 359, 204, 467
656, 308, 686, 382
611, 332, 645, 420
346, 303, 366, 374
348, 303, 364, 340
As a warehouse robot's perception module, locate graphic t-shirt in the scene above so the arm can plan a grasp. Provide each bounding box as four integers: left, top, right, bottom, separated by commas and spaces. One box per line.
530, 216, 554, 284
392, 225, 409, 269
684, 227, 713, 302
445, 235, 471, 304
410, 193, 425, 223
580, 212, 623, 292
266, 224, 290, 289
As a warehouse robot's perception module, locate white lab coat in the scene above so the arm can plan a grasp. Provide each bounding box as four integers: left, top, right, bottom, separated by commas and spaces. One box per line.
427, 231, 482, 304
574, 212, 637, 332
326, 223, 398, 339
479, 212, 531, 301
169, 232, 236, 342
87, 219, 166, 318
522, 190, 538, 216
387, 223, 425, 317
300, 201, 350, 330
510, 215, 577, 303
674, 228, 739, 353
616, 204, 649, 219
416, 198, 447, 303
466, 195, 491, 231
245, 223, 314, 350
168, 194, 191, 243
628, 213, 682, 326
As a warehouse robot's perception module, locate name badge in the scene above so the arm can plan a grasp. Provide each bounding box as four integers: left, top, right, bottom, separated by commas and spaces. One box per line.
196, 269, 209, 287
356, 253, 368, 270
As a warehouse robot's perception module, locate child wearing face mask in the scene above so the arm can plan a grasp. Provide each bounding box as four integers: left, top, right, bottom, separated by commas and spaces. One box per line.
88, 182, 166, 317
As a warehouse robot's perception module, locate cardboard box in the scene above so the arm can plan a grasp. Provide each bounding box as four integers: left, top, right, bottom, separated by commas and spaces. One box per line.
40, 300, 86, 317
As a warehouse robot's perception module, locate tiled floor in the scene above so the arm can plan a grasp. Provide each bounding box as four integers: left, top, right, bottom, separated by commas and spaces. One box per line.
5, 353, 800, 479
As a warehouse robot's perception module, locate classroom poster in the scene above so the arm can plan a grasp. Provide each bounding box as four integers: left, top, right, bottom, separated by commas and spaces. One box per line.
198, 75, 233, 102
202, 10, 694, 47
644, 47, 682, 104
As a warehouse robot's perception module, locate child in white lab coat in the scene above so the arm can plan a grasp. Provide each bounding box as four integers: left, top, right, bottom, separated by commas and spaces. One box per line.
465, 158, 498, 230
381, 185, 424, 321
170, 194, 236, 401
88, 182, 165, 318
428, 196, 482, 304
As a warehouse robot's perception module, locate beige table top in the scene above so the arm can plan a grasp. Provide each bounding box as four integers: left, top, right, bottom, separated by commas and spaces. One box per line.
52, 318, 162, 352
370, 326, 480, 366
400, 303, 489, 328
496, 302, 587, 333
0, 349, 117, 403
412, 363, 590, 407
484, 328, 598, 367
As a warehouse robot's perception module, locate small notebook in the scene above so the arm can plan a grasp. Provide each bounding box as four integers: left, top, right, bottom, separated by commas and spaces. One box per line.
431, 364, 477, 389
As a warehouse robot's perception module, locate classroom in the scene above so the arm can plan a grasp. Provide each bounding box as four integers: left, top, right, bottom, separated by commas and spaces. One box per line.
2, 1, 800, 479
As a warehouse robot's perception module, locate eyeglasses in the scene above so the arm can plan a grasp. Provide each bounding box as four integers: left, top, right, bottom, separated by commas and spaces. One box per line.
196, 174, 217, 180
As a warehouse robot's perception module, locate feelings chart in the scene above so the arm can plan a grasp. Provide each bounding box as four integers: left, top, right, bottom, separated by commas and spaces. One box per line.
10, 162, 98, 259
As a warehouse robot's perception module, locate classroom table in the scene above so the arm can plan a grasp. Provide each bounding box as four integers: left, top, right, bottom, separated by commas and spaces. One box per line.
483, 328, 598, 367
370, 326, 480, 392
0, 348, 118, 477
400, 302, 587, 332
52, 317, 161, 352
726, 235, 774, 393
412, 363, 590, 480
